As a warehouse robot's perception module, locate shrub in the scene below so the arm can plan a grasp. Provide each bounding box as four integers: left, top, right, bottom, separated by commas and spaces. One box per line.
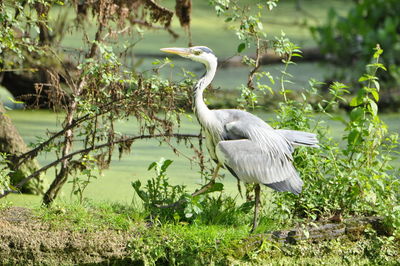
311, 0, 400, 109
270, 45, 400, 236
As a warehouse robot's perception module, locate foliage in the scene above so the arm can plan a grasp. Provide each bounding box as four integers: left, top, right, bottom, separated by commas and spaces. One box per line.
0, 2, 399, 264
132, 158, 191, 221
211, 0, 400, 237
209, 0, 279, 108
0, 0, 202, 204
1, 0, 399, 248
126, 0, 400, 238
1, 202, 399, 264
267, 44, 400, 236
127, 223, 400, 265
205, 2, 396, 236
311, 0, 400, 101
0, 0, 46, 66
3, 202, 400, 265
68, 155, 98, 203
132, 158, 255, 226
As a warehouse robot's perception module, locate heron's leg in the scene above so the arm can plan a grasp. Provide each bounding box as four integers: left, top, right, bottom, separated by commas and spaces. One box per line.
251, 184, 261, 233
237, 179, 243, 199
192, 163, 222, 197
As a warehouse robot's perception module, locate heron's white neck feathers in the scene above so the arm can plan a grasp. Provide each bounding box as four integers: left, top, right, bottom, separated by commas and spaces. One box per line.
193, 56, 218, 129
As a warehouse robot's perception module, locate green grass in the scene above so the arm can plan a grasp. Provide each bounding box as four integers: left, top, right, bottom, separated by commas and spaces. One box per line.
4, 201, 397, 265
35, 201, 142, 231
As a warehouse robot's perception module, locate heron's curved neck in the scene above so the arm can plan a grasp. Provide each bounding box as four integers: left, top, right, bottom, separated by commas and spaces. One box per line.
194, 59, 217, 126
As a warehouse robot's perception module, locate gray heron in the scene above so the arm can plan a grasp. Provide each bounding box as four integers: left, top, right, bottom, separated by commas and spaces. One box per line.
160, 46, 319, 232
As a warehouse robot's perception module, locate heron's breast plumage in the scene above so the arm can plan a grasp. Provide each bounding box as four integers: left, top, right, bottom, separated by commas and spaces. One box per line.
199, 115, 224, 162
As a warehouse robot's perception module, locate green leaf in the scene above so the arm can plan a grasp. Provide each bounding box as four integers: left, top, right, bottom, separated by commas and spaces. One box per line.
358, 75, 372, 82
373, 46, 383, 58
225, 17, 233, 22
237, 43, 246, 53
238, 201, 255, 213
147, 162, 157, 171
372, 80, 380, 92
348, 128, 361, 146
368, 100, 378, 116
161, 159, 173, 172
371, 90, 379, 101
350, 107, 364, 121
349, 96, 361, 107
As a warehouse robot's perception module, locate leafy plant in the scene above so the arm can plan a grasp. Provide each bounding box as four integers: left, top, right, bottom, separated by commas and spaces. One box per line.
269, 45, 400, 236
68, 155, 98, 203
132, 158, 193, 221
204, 1, 400, 235
132, 158, 256, 226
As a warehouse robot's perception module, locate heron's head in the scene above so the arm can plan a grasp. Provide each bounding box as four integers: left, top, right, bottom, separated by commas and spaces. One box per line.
160, 46, 217, 68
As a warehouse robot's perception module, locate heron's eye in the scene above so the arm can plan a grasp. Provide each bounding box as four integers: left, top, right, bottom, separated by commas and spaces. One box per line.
193, 50, 202, 56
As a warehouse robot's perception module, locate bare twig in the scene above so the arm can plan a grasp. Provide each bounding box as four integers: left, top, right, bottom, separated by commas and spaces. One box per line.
247, 37, 262, 90
15, 95, 134, 167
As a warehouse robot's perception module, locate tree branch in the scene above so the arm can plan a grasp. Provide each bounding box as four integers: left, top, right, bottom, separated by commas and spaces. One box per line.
0, 133, 202, 199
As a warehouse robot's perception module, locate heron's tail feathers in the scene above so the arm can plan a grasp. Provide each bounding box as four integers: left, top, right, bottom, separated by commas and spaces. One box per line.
277, 129, 319, 148
264, 174, 303, 195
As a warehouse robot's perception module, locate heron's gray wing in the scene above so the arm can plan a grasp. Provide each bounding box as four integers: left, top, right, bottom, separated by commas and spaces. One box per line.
216, 139, 303, 194
215, 119, 303, 193
224, 119, 294, 159
276, 129, 319, 148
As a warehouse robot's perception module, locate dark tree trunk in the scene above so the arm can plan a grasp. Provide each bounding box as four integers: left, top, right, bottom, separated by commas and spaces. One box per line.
0, 102, 44, 194
1, 71, 43, 107
0, 67, 73, 109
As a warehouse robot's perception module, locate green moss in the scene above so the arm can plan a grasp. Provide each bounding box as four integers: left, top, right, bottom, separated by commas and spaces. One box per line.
35, 201, 143, 232
127, 223, 400, 265
2, 203, 399, 265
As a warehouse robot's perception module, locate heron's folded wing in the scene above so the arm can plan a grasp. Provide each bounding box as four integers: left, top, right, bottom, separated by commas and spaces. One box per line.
224, 120, 294, 158
276, 129, 319, 148
216, 140, 302, 193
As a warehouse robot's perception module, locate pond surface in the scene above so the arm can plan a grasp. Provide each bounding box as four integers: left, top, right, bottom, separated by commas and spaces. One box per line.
2, 107, 399, 206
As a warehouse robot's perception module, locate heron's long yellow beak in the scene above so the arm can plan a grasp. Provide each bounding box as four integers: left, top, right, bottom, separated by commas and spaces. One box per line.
160, 47, 191, 56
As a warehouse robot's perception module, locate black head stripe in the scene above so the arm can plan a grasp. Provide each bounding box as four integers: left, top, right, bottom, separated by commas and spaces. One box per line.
198, 47, 214, 54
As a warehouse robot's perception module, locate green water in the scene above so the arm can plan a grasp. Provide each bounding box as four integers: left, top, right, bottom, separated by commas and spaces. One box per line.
2, 108, 399, 207
3, 110, 243, 205
0, 0, 391, 205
